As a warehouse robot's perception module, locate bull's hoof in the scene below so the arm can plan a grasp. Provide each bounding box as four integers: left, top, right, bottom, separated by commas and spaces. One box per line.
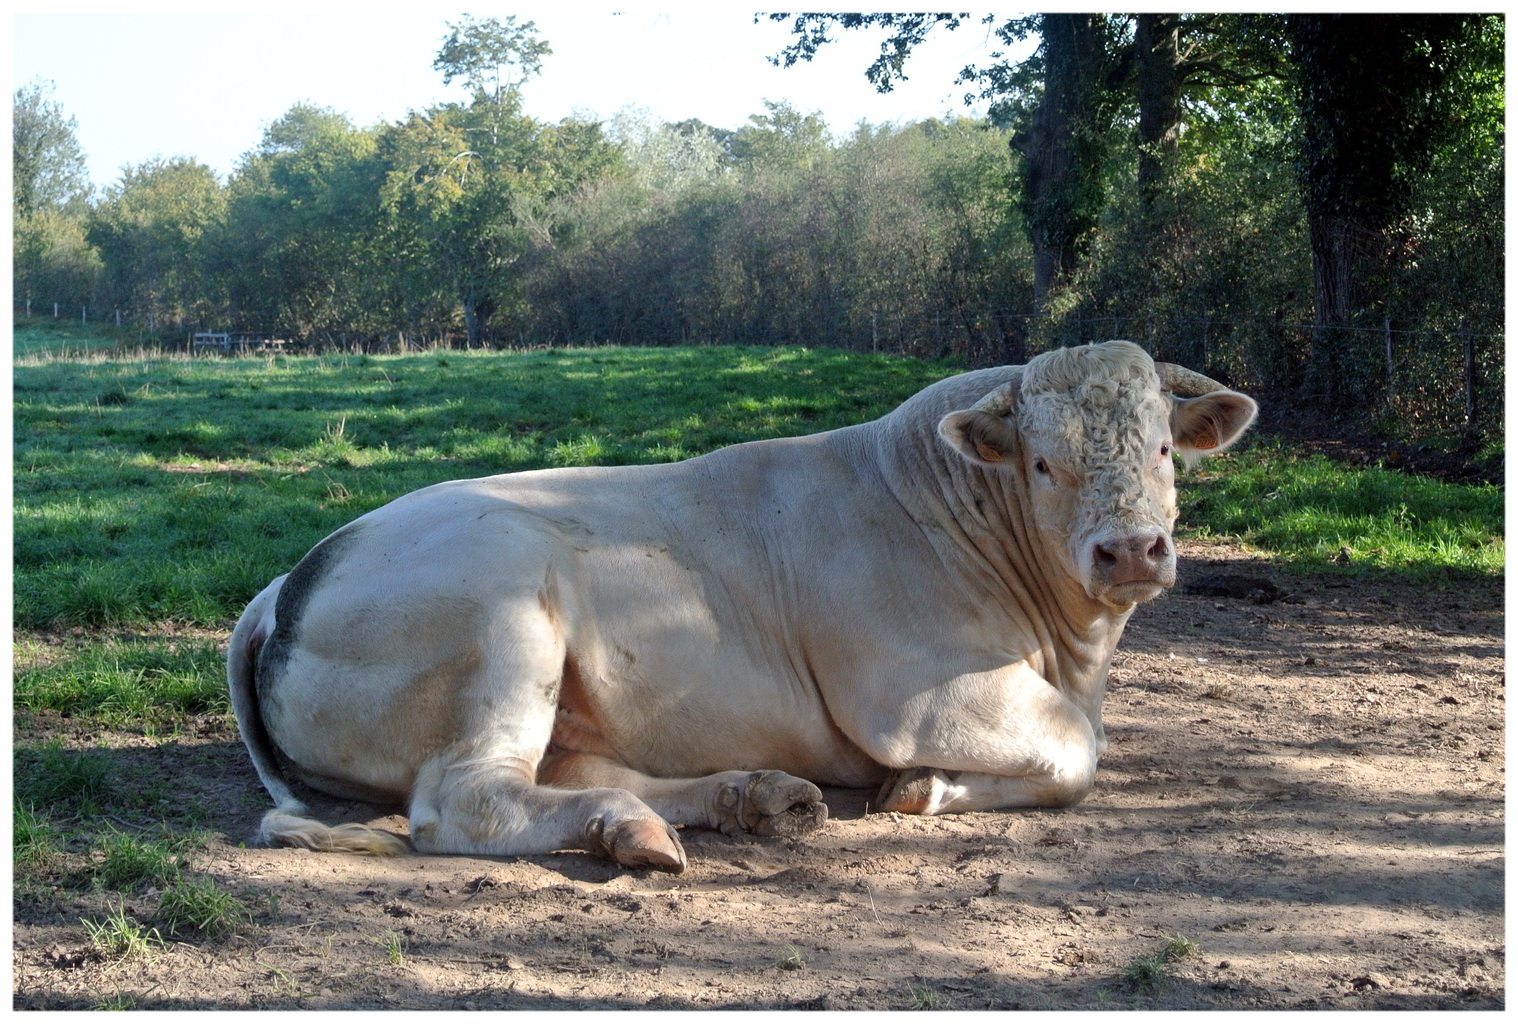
590, 816, 688, 874
719, 770, 828, 838
877, 766, 948, 815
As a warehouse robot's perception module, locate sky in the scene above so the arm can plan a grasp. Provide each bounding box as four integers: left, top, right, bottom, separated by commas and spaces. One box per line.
13, 7, 1027, 191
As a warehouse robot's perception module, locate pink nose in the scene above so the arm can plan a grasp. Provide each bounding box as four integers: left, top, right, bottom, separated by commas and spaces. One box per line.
1093, 532, 1171, 585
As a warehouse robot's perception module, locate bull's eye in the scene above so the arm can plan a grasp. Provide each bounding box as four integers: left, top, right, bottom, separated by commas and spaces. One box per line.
1159, 443, 1172, 459
1032, 457, 1050, 476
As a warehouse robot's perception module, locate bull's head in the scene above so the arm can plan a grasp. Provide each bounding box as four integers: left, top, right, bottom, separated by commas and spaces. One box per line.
938, 340, 1257, 610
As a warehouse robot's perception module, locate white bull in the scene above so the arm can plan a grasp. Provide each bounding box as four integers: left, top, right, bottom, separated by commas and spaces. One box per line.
228, 340, 1257, 872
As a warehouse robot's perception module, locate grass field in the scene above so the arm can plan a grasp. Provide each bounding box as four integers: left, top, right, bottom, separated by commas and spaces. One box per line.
12, 338, 1504, 962
13, 315, 140, 357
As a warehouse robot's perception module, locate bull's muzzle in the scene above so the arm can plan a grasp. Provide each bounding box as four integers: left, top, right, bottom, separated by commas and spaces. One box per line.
1087, 529, 1176, 606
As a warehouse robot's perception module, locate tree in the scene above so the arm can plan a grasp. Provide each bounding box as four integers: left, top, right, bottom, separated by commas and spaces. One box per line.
729, 100, 830, 171
770, 13, 1123, 306
382, 17, 618, 347
1284, 14, 1489, 405
434, 14, 552, 105
1008, 14, 1120, 304
225, 105, 385, 340
13, 79, 91, 217
88, 158, 228, 327
770, 14, 1301, 312
14, 80, 97, 308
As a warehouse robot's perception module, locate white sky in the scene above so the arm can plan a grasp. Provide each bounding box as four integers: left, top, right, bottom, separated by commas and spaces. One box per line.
13, 6, 1026, 191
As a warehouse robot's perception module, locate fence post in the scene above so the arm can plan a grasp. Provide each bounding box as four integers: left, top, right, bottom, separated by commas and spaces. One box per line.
1383, 315, 1394, 406
871, 311, 878, 354
54, 303, 59, 318
1461, 319, 1475, 427
116, 308, 122, 329
82, 306, 87, 326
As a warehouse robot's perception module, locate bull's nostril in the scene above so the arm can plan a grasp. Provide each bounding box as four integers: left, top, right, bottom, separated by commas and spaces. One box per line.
1147, 536, 1169, 561
1093, 544, 1118, 567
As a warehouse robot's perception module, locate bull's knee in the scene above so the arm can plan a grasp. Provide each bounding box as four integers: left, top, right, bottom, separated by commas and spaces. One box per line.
1038, 756, 1096, 807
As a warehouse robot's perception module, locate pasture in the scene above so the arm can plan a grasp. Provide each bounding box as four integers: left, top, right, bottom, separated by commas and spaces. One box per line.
13, 343, 1504, 1009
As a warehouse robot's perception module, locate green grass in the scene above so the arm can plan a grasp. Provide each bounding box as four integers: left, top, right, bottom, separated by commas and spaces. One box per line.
774, 942, 806, 971
375, 930, 408, 966
158, 874, 255, 937
1181, 443, 1503, 576
1122, 934, 1201, 991
13, 739, 114, 809
14, 637, 228, 723
93, 828, 200, 891
14, 802, 62, 868
83, 902, 165, 960
13, 314, 137, 357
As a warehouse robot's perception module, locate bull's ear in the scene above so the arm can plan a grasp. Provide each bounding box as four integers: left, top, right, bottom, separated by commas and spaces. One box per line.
939, 409, 1020, 467
1170, 390, 1258, 466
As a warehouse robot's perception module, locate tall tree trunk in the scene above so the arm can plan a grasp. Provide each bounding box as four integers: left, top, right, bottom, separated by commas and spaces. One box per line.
1303, 212, 1369, 401
1011, 13, 1112, 309
1135, 14, 1183, 210
1286, 13, 1472, 407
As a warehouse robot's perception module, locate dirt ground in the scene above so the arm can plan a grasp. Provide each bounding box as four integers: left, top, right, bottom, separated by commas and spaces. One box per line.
12, 541, 1504, 1010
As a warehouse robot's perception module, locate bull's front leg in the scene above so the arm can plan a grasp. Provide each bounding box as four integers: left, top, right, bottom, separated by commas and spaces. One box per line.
863, 662, 1103, 815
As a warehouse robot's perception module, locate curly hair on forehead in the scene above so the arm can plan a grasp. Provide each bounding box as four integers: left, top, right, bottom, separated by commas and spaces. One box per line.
1019, 341, 1159, 397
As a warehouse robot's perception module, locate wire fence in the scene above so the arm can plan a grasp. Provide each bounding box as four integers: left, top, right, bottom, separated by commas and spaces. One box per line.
15, 297, 1503, 437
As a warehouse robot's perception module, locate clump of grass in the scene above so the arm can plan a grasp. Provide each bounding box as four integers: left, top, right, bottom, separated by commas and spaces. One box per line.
303, 417, 368, 466
375, 930, 407, 966
83, 901, 164, 960
89, 988, 149, 1011
1162, 933, 1201, 960
548, 432, 611, 467
906, 984, 942, 1009
775, 943, 805, 971
93, 828, 196, 891
14, 739, 113, 809
157, 875, 254, 938
1123, 933, 1201, 991
14, 803, 61, 868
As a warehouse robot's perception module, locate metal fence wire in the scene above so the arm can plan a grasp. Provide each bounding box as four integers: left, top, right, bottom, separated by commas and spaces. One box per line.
15, 299, 1503, 437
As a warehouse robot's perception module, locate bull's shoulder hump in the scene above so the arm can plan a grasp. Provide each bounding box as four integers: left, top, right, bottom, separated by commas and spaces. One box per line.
883, 366, 1023, 423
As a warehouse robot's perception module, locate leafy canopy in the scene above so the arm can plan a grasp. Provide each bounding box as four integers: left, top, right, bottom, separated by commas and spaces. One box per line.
434, 14, 552, 104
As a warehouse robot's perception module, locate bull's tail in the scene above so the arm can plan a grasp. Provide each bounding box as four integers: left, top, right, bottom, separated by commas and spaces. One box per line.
227, 578, 406, 858
257, 808, 406, 856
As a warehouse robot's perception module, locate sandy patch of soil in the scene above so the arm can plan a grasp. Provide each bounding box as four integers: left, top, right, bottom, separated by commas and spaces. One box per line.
13, 543, 1503, 1010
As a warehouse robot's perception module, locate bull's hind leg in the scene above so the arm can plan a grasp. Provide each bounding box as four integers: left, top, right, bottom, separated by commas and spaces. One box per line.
405, 602, 687, 872
539, 752, 828, 838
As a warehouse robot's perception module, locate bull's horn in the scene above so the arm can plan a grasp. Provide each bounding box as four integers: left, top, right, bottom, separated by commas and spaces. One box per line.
971, 373, 1022, 415
1155, 362, 1230, 397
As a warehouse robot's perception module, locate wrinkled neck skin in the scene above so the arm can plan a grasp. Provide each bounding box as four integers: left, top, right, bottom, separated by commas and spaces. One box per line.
868, 409, 1134, 722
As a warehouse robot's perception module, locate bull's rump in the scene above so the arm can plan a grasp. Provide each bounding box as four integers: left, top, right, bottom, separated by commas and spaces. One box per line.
254, 445, 890, 801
